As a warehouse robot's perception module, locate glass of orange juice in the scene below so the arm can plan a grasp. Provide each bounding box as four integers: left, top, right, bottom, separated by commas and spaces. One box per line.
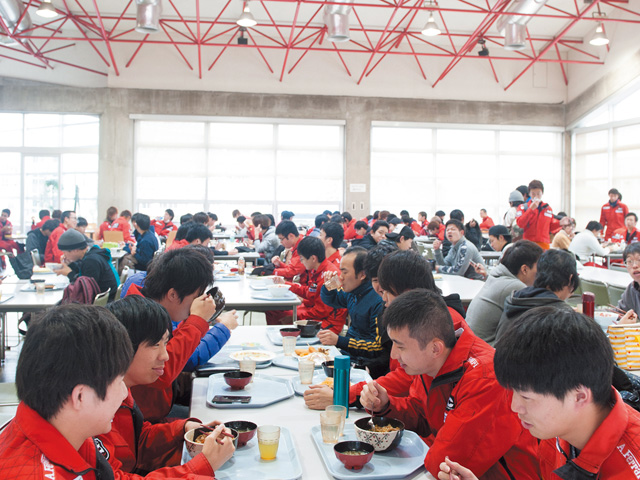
257, 425, 280, 460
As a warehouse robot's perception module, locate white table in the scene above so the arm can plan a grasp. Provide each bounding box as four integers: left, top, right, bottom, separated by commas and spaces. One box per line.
435, 274, 484, 306
215, 252, 260, 262
579, 266, 630, 289
190, 326, 435, 480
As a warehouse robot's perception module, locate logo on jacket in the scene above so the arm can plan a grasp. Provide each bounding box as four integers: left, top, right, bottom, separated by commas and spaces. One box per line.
446, 395, 455, 411
40, 454, 56, 479
617, 444, 640, 478
94, 438, 110, 460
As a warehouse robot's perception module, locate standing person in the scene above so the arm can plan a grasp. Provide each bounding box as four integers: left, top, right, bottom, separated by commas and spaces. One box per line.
361, 289, 539, 480
433, 220, 485, 280
611, 212, 640, 245
600, 188, 628, 241
438, 308, 640, 480
479, 209, 494, 230
568, 221, 610, 263
97, 206, 118, 241
515, 179, 560, 250
550, 216, 575, 250
31, 209, 50, 231
121, 213, 158, 273
44, 210, 77, 263
503, 191, 524, 230
25, 218, 59, 260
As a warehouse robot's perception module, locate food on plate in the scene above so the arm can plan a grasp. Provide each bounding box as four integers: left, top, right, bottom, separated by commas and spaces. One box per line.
194, 432, 211, 444
294, 346, 329, 357
343, 450, 370, 456
370, 424, 402, 433
229, 350, 275, 362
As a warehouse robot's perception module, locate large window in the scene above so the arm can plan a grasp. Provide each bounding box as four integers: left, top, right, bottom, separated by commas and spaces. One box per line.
0, 113, 99, 233
134, 118, 344, 225
571, 82, 640, 229
371, 124, 563, 224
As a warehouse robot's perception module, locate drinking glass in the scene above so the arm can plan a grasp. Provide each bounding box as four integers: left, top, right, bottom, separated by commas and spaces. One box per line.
283, 336, 297, 356
239, 359, 256, 383
325, 405, 347, 436
257, 425, 280, 460
298, 359, 315, 385
320, 412, 341, 444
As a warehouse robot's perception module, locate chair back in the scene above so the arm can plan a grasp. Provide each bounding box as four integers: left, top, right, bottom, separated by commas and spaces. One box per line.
30, 249, 42, 267
580, 279, 611, 307
607, 284, 626, 307
120, 265, 130, 284
116, 283, 124, 300
103, 231, 124, 243
93, 288, 111, 306
610, 263, 627, 273
166, 230, 177, 247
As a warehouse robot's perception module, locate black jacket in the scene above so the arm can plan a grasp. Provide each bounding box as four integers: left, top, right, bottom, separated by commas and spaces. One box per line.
69, 246, 119, 300
25, 229, 48, 257
353, 234, 377, 250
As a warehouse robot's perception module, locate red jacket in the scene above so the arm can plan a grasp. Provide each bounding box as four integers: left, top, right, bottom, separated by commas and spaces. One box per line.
153, 220, 177, 237
343, 219, 357, 240
166, 238, 189, 251
246, 224, 256, 241
97, 390, 214, 478
111, 216, 134, 243
326, 249, 341, 269
433, 223, 445, 241
600, 201, 628, 241
410, 220, 424, 235
611, 227, 640, 244
97, 220, 113, 241
288, 258, 347, 334
538, 388, 640, 479
127, 284, 210, 422
274, 237, 306, 280
44, 224, 68, 262
32, 215, 50, 231
383, 324, 539, 479
479, 217, 495, 230
516, 200, 560, 246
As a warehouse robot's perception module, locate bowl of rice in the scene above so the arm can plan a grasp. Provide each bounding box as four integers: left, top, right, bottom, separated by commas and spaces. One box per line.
354, 416, 405, 453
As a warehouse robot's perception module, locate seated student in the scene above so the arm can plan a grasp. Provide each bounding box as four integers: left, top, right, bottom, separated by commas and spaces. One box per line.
54, 229, 119, 301
126, 247, 235, 422
342, 211, 356, 236
617, 243, 640, 324
101, 296, 234, 475
275, 236, 348, 334
167, 222, 213, 251
97, 206, 118, 241
464, 219, 483, 249
479, 209, 495, 230
361, 290, 539, 480
250, 214, 280, 260
318, 247, 385, 371
385, 225, 415, 251
25, 218, 59, 260
485, 224, 512, 254
551, 215, 575, 250
111, 209, 134, 243
76, 217, 89, 236
433, 219, 485, 280
353, 220, 368, 239
31, 209, 51, 231
45, 210, 77, 263
441, 209, 465, 257
180, 213, 193, 225
235, 214, 248, 237
207, 212, 218, 230
569, 220, 610, 263
153, 208, 177, 238
319, 221, 344, 268
356, 220, 389, 250
280, 210, 294, 222
272, 220, 305, 280
495, 248, 579, 342
417, 211, 428, 232
466, 240, 543, 346
611, 212, 640, 245
439, 307, 640, 480
308, 214, 329, 238
0, 304, 135, 478
427, 220, 445, 241
121, 213, 158, 272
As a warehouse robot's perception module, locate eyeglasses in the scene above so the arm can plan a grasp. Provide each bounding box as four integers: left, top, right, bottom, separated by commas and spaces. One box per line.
626, 259, 640, 267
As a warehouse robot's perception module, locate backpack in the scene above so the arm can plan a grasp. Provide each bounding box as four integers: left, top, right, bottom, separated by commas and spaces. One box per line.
8, 252, 33, 280
61, 276, 101, 305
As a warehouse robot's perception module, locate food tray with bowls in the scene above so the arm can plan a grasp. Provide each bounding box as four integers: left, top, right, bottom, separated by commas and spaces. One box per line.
181, 426, 302, 480
206, 373, 294, 408
291, 369, 372, 396
265, 326, 321, 346
20, 283, 66, 292
206, 346, 274, 369
272, 345, 340, 371
310, 424, 428, 480
250, 290, 297, 301
214, 272, 242, 281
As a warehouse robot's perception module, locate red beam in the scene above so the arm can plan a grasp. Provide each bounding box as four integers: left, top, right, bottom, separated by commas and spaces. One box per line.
279, 0, 301, 82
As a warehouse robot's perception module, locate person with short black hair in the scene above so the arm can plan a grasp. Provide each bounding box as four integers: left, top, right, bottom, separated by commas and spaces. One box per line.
479, 208, 494, 230
121, 213, 158, 272
168, 223, 214, 252
75, 216, 89, 236
110, 209, 134, 244
600, 187, 629, 241
385, 225, 415, 251
466, 240, 543, 345
272, 220, 305, 280
356, 220, 389, 250
611, 212, 640, 245
191, 211, 209, 225
361, 289, 539, 480
100, 296, 235, 476
617, 243, 640, 324
0, 304, 133, 478
569, 220, 610, 263
515, 179, 560, 250
180, 213, 193, 225
308, 214, 329, 237
417, 211, 429, 233
320, 221, 345, 268
280, 210, 295, 221
235, 215, 247, 237
487, 224, 512, 253
433, 219, 485, 280
25, 218, 60, 260
152, 208, 177, 238
31, 208, 51, 231
496, 248, 579, 342
439, 307, 640, 480
45, 210, 77, 263
97, 206, 119, 241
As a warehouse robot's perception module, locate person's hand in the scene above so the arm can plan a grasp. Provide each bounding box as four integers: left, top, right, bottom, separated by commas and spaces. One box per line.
619, 309, 638, 325
200, 424, 236, 471
54, 265, 72, 276
360, 381, 389, 414
228, 248, 238, 255
433, 239, 442, 250
218, 310, 239, 330
216, 241, 225, 250
130, 245, 137, 255
272, 276, 285, 285
190, 293, 217, 321
303, 385, 334, 410
323, 271, 338, 282
272, 256, 282, 267
437, 456, 478, 480
471, 262, 486, 279
255, 224, 262, 234
185, 419, 222, 433
530, 197, 542, 209
318, 330, 338, 346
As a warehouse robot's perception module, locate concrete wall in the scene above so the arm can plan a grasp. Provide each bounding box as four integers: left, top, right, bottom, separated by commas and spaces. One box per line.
0, 76, 565, 217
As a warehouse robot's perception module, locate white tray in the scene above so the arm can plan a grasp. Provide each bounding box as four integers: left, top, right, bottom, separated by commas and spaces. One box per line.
272, 345, 341, 371
251, 291, 297, 301
0, 295, 14, 304
206, 373, 294, 409
181, 426, 302, 480
292, 369, 372, 396
207, 346, 273, 369
311, 424, 428, 480
21, 284, 65, 292
214, 274, 242, 282
266, 326, 321, 346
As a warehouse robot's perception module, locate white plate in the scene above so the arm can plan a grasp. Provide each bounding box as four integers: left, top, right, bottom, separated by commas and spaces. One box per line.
251, 291, 297, 301
229, 350, 276, 363
293, 348, 332, 366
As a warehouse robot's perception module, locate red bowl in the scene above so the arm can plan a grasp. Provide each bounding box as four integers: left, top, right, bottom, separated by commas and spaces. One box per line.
223, 371, 252, 390
334, 441, 375, 470
280, 328, 301, 337
224, 421, 257, 447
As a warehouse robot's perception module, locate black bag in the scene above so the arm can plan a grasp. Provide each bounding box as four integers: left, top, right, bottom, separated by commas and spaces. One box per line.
250, 263, 276, 276
8, 252, 33, 279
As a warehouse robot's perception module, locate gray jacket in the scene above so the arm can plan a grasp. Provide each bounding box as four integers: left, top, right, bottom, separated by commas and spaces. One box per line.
465, 264, 526, 346
434, 238, 485, 280
619, 281, 640, 314
254, 226, 280, 260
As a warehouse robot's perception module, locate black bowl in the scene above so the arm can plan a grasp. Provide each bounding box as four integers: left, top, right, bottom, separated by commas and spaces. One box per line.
223, 371, 253, 390
294, 320, 321, 337
322, 361, 335, 378
224, 421, 257, 447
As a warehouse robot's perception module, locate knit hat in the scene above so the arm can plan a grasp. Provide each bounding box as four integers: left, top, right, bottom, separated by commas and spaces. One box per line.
508, 190, 524, 203
58, 228, 90, 251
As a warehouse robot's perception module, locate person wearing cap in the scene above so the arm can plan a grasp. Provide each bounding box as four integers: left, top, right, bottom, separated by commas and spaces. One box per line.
600, 188, 628, 241
503, 190, 524, 231
53, 228, 119, 300
386, 225, 415, 251
488, 225, 512, 254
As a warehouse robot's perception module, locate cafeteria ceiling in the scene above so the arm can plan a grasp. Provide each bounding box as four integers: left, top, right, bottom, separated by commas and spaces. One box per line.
0, 0, 639, 104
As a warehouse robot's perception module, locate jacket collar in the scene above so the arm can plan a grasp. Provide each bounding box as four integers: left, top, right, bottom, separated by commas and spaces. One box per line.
351, 280, 373, 298
430, 323, 474, 389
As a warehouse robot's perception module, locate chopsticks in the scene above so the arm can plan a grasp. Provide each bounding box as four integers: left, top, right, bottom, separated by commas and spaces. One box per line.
608, 304, 627, 315
196, 425, 234, 445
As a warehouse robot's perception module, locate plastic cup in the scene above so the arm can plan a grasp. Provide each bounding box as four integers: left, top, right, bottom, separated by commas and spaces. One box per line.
325, 405, 347, 436
283, 336, 297, 356
320, 412, 341, 444
324, 274, 342, 291
35, 282, 45, 295
298, 359, 315, 385
239, 359, 256, 383
257, 425, 280, 460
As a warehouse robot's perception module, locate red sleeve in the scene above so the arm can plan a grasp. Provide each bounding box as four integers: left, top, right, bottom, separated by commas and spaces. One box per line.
118, 221, 133, 243
600, 205, 607, 226
136, 418, 191, 472
479, 218, 494, 229
515, 204, 535, 230
344, 224, 357, 240
274, 252, 306, 281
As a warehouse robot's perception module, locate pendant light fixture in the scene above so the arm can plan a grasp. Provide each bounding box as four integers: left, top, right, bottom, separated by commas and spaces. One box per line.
237, 2, 257, 28
36, 0, 58, 18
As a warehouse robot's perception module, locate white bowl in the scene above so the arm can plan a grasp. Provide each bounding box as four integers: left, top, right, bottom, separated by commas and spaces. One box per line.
594, 311, 619, 330
45, 263, 62, 271
184, 428, 205, 459
267, 284, 291, 298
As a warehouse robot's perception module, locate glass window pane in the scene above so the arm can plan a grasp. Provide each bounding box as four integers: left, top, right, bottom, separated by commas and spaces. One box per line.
613, 89, 640, 123
614, 125, 640, 149
209, 149, 274, 175
437, 154, 496, 177
277, 151, 342, 175
209, 176, 275, 201
575, 130, 608, 152
371, 127, 431, 150
210, 123, 274, 148
137, 147, 207, 173
0, 113, 23, 147
0, 152, 21, 174
137, 121, 205, 146
137, 176, 206, 200
61, 173, 98, 199
63, 118, 99, 147
278, 125, 341, 149
276, 177, 341, 202
500, 131, 558, 153
437, 129, 495, 152
25, 156, 58, 174
24, 114, 62, 147
62, 154, 99, 173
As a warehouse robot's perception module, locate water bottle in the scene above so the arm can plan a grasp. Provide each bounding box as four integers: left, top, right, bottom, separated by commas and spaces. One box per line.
582, 292, 595, 318
238, 256, 245, 275
333, 355, 350, 418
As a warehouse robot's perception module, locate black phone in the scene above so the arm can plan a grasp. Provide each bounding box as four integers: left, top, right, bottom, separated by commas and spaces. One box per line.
206, 286, 226, 323
211, 395, 251, 404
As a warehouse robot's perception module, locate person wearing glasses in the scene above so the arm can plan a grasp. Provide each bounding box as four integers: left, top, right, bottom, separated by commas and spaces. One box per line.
618, 243, 640, 324
550, 216, 575, 250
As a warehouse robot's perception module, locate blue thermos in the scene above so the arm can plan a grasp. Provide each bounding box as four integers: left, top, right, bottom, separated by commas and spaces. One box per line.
333, 355, 350, 418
